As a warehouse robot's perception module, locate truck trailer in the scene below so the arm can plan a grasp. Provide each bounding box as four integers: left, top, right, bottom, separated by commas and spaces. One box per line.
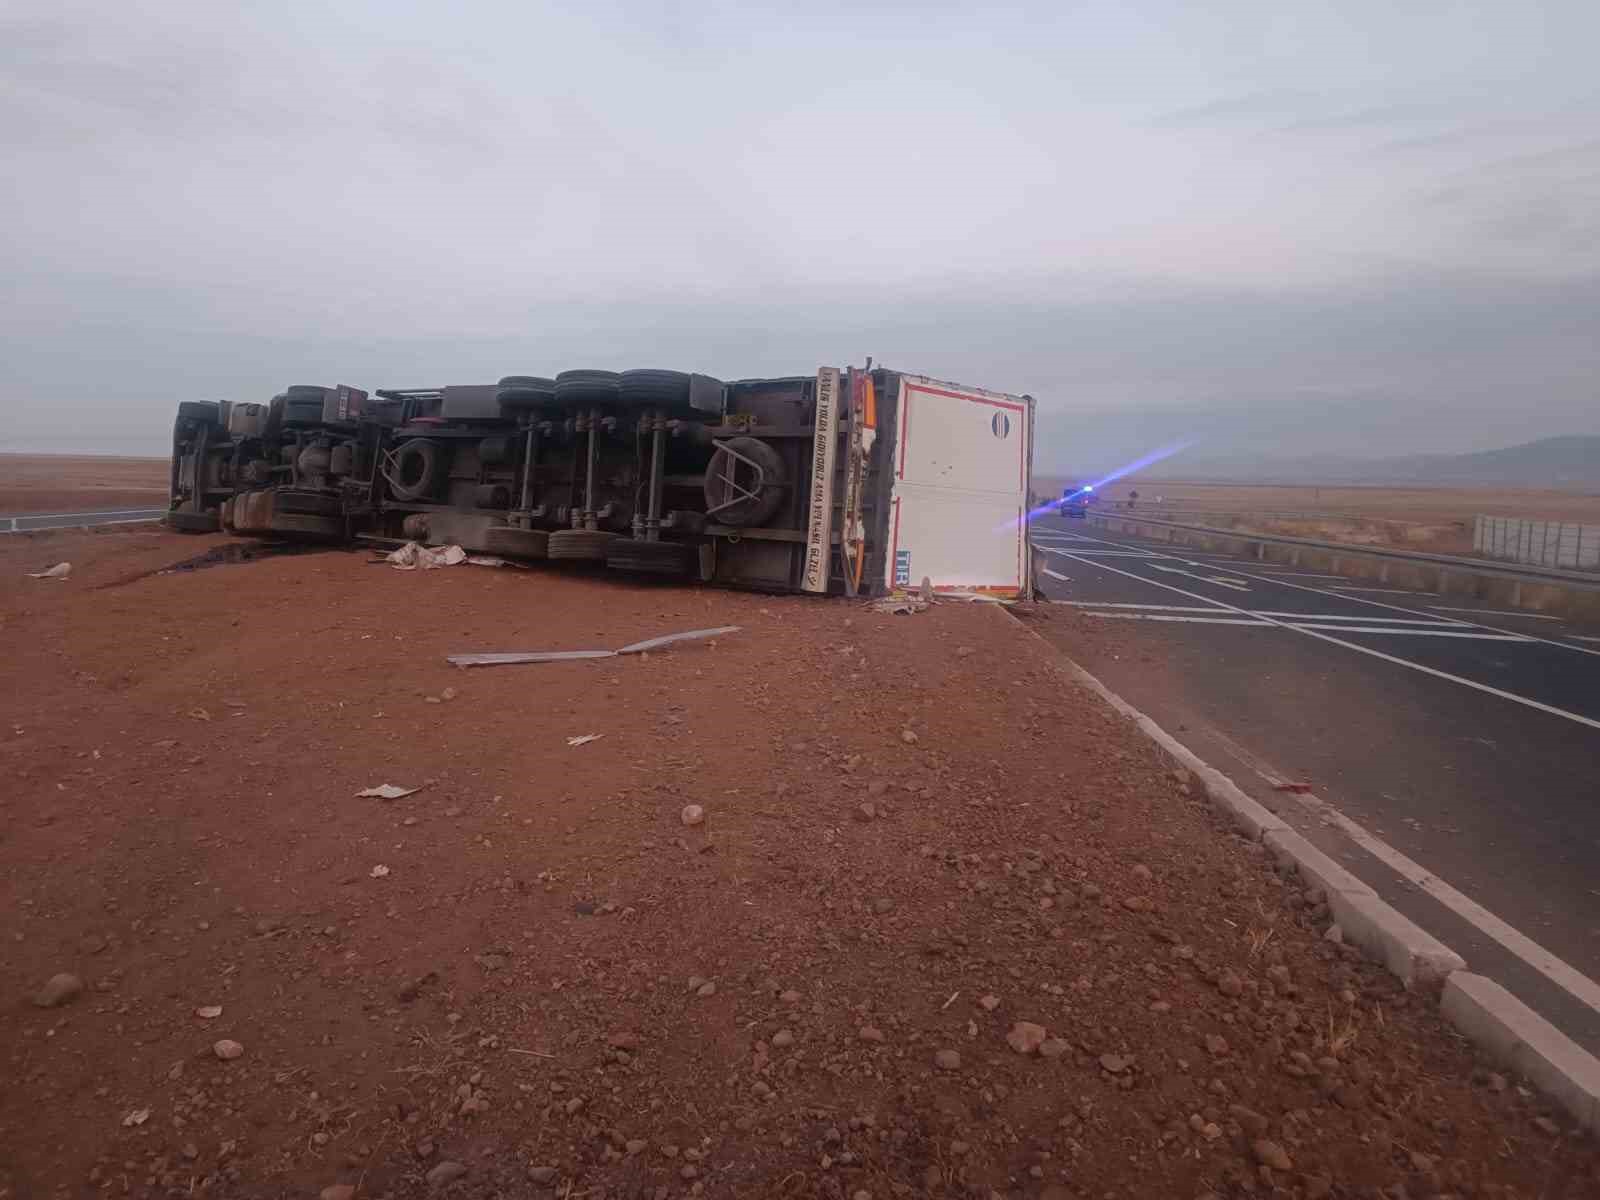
166, 365, 1035, 599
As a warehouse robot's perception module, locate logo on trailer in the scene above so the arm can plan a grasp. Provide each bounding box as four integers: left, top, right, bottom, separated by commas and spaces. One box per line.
991, 412, 1011, 439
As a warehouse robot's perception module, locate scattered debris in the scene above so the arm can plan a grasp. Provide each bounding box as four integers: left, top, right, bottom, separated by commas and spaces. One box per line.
385, 542, 467, 570
566, 734, 604, 748
370, 864, 391, 878
356, 783, 421, 800
449, 650, 619, 667
27, 562, 71, 580
618, 626, 739, 655
122, 1108, 151, 1128
868, 595, 927, 616
448, 626, 741, 668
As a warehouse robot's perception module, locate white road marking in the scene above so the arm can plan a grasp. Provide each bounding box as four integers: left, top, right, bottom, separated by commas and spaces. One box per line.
1288, 625, 1532, 641
1086, 613, 1270, 626
1251, 612, 1466, 625
1068, 529, 1600, 661
1041, 568, 1072, 583
1150, 565, 1250, 591
1048, 547, 1600, 731
1429, 606, 1562, 621
1056, 602, 1223, 612
1033, 548, 1154, 556
1326, 585, 1438, 595
1248, 571, 1348, 579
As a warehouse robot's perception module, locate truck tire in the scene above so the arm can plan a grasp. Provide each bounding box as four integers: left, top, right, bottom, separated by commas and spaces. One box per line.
167, 510, 221, 533
176, 401, 221, 424
606, 538, 693, 577
389, 439, 443, 502
554, 370, 621, 408
276, 388, 327, 427
704, 436, 785, 528
547, 528, 617, 562
496, 375, 557, 410
482, 526, 549, 560
618, 369, 692, 411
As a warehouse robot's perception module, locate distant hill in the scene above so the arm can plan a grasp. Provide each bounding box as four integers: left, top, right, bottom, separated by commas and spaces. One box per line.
1139, 435, 1600, 488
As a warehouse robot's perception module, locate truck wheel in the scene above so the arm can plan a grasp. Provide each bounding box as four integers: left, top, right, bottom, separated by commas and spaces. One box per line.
704, 436, 785, 528
497, 376, 557, 410
618, 369, 692, 411
389, 439, 443, 501
554, 370, 622, 408
167, 511, 221, 533
482, 526, 550, 560
547, 528, 617, 562
605, 538, 693, 576
176, 401, 221, 424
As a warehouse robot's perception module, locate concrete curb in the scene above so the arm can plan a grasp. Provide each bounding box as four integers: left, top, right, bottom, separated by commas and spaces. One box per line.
1013, 614, 1600, 1133
1442, 973, 1600, 1130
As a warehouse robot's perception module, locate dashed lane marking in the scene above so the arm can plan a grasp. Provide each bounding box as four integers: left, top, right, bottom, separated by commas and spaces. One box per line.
1085, 613, 1270, 626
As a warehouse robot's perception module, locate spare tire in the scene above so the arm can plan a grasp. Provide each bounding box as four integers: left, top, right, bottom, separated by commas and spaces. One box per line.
547, 528, 618, 562
704, 436, 786, 528
389, 439, 443, 502
606, 538, 693, 577
554, 370, 621, 408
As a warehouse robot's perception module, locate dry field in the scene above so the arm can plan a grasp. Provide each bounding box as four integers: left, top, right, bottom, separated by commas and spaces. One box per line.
2, 526, 1595, 1197
0, 453, 169, 514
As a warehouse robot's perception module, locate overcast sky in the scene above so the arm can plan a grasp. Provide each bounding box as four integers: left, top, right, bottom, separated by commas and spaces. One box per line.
3, 1, 1597, 464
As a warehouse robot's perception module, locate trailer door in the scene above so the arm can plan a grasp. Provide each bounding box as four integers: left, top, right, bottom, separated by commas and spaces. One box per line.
885, 376, 1031, 595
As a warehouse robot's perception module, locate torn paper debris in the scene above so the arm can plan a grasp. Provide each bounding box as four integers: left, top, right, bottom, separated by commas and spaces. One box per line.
385, 542, 467, 570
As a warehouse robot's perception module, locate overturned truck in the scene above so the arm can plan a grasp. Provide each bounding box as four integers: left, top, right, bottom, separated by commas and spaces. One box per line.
167, 366, 1034, 598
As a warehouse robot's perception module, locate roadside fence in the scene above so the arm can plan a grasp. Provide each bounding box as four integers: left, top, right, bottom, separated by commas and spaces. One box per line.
1474, 515, 1600, 570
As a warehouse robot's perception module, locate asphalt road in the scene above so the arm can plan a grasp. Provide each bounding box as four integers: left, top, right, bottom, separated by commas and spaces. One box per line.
2, 507, 166, 533
1029, 513, 1600, 1056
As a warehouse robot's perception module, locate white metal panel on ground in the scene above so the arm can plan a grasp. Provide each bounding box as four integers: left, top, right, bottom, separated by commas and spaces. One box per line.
886, 375, 1031, 593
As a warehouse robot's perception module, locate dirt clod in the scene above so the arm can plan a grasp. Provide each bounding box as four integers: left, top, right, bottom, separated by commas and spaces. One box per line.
32, 972, 83, 1008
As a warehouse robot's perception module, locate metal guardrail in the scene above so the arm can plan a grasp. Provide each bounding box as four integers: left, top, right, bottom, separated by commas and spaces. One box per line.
2, 509, 167, 534
1086, 512, 1600, 591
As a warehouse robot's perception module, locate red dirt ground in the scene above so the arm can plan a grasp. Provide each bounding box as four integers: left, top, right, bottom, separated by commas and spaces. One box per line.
1, 527, 1595, 1200
0, 454, 169, 515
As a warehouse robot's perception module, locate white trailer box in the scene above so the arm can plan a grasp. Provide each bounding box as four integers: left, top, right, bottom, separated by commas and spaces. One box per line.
882, 374, 1034, 597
